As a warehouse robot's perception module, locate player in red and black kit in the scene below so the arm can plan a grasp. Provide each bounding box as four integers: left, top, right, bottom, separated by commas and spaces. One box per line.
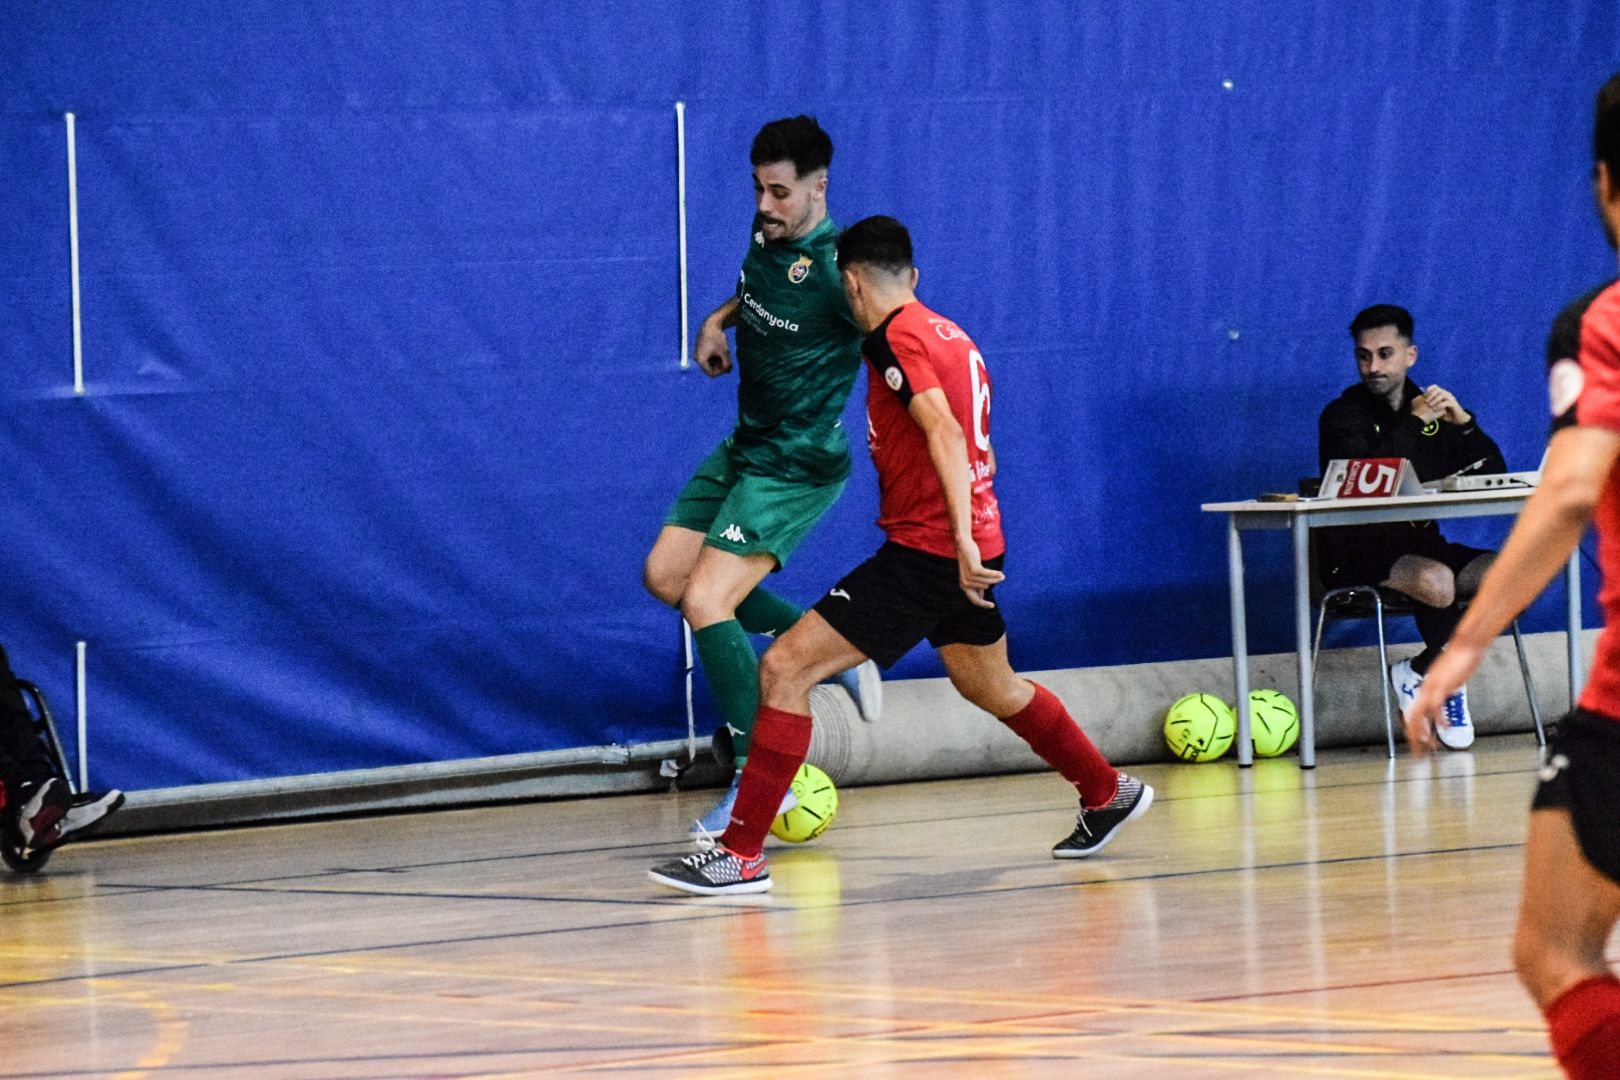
649, 215, 1152, 895
1406, 74, 1620, 1079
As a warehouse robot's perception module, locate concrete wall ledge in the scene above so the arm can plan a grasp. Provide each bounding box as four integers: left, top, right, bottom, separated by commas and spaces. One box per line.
99, 629, 1588, 836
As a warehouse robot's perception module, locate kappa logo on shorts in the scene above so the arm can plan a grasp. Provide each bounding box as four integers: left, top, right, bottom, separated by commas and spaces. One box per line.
1539, 753, 1570, 782
788, 255, 812, 284
720, 524, 747, 544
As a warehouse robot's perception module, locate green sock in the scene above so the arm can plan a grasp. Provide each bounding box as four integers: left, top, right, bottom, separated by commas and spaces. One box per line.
734, 587, 804, 638
693, 619, 761, 764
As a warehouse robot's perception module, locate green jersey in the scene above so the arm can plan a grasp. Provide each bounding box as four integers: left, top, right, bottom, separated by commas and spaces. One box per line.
730, 214, 864, 484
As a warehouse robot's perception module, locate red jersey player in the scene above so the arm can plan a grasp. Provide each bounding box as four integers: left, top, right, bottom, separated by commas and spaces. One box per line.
650, 215, 1152, 896
1405, 73, 1620, 1079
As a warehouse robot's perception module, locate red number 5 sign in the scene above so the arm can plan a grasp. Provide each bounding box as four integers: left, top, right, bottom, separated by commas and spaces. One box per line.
1320, 457, 1422, 499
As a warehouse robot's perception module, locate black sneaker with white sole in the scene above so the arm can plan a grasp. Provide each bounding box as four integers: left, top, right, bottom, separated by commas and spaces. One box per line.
59, 789, 125, 844
1052, 774, 1153, 859
12, 777, 71, 853
649, 845, 772, 896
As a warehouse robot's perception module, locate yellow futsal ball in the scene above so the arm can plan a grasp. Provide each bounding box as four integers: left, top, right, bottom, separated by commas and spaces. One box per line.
1248, 688, 1300, 758
770, 764, 838, 843
1164, 692, 1236, 762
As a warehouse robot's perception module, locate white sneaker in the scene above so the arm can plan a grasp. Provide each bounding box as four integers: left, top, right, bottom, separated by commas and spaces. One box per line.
832, 659, 883, 723
1390, 658, 1422, 716
1390, 659, 1474, 750
1435, 685, 1474, 749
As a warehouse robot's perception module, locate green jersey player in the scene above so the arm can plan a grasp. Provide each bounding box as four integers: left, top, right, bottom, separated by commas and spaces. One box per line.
643, 116, 881, 835
728, 214, 860, 485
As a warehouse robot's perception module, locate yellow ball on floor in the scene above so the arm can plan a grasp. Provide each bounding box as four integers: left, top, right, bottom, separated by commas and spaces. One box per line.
1164, 692, 1236, 762
771, 764, 838, 843
1248, 688, 1300, 758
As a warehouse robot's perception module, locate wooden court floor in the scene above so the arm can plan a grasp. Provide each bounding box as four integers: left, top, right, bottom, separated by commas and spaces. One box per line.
0, 736, 1581, 1078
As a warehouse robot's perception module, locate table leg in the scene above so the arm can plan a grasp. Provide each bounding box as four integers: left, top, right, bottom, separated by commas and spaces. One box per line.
1294, 517, 1315, 769
1568, 549, 1584, 708
1229, 517, 1252, 767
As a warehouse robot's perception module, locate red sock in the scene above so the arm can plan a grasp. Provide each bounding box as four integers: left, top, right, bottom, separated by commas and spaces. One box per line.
1001, 682, 1118, 808
1546, 974, 1620, 1079
720, 705, 812, 858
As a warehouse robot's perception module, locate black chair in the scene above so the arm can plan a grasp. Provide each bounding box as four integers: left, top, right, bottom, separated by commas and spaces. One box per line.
1311, 585, 1546, 758
1, 680, 76, 874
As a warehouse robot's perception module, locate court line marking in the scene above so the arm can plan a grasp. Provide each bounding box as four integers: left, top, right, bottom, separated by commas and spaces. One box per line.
1196, 966, 1522, 1004
0, 891, 1558, 1077
0, 814, 1532, 917
0, 836, 1532, 1000
0, 973, 1551, 1080
0, 984, 190, 1080
0, 952, 1552, 1079
94, 837, 1529, 910
0, 934, 1549, 1046
0, 752, 1554, 1076
3, 753, 1534, 907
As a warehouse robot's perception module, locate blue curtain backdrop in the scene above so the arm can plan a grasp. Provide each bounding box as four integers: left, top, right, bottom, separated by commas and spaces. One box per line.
2, 3, 1616, 789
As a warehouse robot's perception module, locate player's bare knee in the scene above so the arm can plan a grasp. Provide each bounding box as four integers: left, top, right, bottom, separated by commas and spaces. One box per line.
1511, 925, 1547, 999
1399, 564, 1454, 608
951, 676, 996, 715
977, 689, 1026, 719
1422, 565, 1456, 608
642, 560, 684, 608
955, 671, 1026, 718
1512, 920, 1605, 1007
757, 643, 792, 694
1456, 553, 1494, 598
679, 586, 731, 630
1513, 928, 1572, 1007
759, 641, 817, 705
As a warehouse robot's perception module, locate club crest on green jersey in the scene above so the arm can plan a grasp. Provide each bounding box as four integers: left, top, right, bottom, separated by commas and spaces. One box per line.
789, 255, 812, 284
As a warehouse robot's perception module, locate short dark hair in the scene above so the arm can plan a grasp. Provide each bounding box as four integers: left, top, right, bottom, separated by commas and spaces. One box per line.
1597, 72, 1620, 182
1348, 303, 1413, 341
750, 116, 833, 178
836, 216, 914, 276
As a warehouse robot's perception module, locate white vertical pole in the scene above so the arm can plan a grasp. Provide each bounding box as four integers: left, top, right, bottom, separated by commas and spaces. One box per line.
1569, 550, 1584, 706
75, 640, 88, 791
65, 112, 84, 396
675, 100, 690, 370
675, 102, 696, 756
682, 619, 697, 761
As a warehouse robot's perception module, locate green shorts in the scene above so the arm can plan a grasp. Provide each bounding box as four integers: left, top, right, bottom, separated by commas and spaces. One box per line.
663, 440, 846, 569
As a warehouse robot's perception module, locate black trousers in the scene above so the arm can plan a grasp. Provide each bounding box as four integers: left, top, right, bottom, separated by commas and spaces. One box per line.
0, 645, 57, 790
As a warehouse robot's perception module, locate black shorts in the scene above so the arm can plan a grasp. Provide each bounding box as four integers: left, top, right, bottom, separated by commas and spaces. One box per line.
1317, 522, 1490, 591
1531, 708, 1620, 886
811, 542, 1008, 669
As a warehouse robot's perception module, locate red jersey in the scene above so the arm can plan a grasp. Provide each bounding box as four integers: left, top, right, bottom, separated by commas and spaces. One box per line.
861, 302, 1004, 561
1572, 281, 1620, 721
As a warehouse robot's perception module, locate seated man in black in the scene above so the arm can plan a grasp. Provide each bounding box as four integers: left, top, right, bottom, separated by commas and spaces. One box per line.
0, 644, 123, 856
1318, 304, 1505, 749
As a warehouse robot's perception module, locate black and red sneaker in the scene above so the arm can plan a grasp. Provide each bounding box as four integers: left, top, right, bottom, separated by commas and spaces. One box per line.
13, 778, 71, 854
649, 844, 771, 896
59, 789, 126, 844
1052, 774, 1153, 859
